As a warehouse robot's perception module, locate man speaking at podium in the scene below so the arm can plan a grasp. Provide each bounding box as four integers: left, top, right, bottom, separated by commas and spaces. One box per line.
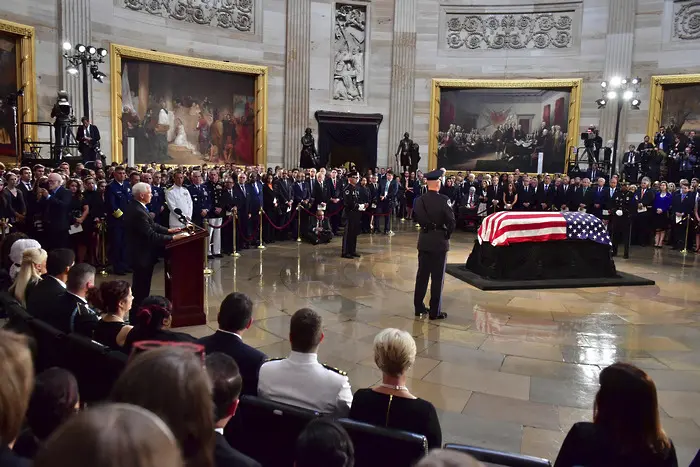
125, 182, 188, 321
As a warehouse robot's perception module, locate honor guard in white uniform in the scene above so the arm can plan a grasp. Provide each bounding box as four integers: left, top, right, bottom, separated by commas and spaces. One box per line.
165, 170, 193, 228
257, 308, 353, 416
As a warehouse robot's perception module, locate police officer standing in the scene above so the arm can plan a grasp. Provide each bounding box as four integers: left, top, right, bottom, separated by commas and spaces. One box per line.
341, 171, 366, 259
413, 168, 455, 320
611, 182, 635, 259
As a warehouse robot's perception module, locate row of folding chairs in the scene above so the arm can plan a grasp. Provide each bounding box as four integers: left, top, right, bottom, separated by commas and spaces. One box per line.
226, 395, 552, 467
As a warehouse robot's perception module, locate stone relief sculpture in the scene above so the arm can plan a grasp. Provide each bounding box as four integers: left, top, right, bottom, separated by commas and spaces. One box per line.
674, 1, 700, 40
123, 0, 253, 32
445, 13, 572, 50
333, 3, 367, 102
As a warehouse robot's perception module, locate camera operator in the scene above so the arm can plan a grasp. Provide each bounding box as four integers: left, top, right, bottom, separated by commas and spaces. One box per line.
654, 125, 674, 154
76, 116, 101, 163
582, 125, 603, 165
622, 144, 638, 183
50, 90, 74, 160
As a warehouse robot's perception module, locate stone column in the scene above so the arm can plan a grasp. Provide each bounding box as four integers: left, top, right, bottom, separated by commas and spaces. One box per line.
60, 0, 92, 120
598, 0, 636, 172
388, 0, 418, 171
283, 0, 311, 168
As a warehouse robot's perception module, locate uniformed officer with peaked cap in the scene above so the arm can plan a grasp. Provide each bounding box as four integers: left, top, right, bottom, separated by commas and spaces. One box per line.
413, 168, 455, 320
341, 171, 366, 259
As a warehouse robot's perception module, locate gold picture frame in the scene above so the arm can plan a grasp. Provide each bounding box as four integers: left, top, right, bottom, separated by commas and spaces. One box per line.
647, 73, 700, 138
0, 18, 37, 160
428, 78, 583, 173
110, 44, 268, 165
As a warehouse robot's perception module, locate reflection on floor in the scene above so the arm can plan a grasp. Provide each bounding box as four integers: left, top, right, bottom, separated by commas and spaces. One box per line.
145, 223, 700, 464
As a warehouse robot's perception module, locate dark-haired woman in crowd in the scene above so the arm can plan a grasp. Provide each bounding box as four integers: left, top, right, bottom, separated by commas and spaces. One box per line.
503, 182, 518, 211
653, 181, 672, 248
110, 346, 215, 467
0, 177, 14, 235
262, 173, 277, 245
27, 176, 49, 247
405, 172, 417, 221
88, 280, 134, 349
84, 178, 107, 265
395, 173, 407, 220
4, 173, 25, 233
554, 362, 677, 467
33, 404, 183, 467
123, 295, 196, 353
13, 368, 80, 460
295, 419, 354, 467
67, 179, 89, 263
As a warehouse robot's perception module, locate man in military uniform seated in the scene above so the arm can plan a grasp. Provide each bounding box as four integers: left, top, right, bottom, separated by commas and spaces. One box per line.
305, 209, 333, 245
257, 308, 353, 416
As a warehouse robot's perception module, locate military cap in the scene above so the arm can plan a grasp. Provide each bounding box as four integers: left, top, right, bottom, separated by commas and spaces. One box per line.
424, 168, 446, 181
348, 171, 359, 178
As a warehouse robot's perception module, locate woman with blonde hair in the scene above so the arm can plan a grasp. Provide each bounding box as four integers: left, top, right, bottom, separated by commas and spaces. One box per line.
349, 328, 442, 449
0, 330, 34, 466
9, 247, 47, 306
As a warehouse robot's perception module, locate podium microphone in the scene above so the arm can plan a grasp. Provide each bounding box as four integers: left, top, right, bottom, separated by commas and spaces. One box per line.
173, 208, 189, 226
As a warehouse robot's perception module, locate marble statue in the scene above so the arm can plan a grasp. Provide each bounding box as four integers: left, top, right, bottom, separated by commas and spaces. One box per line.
395, 132, 413, 171
333, 4, 366, 102
300, 128, 320, 168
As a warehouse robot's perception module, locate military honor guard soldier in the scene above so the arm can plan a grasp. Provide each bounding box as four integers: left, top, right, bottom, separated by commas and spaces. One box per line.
206, 169, 225, 257
341, 171, 366, 259
106, 166, 132, 275
413, 168, 455, 320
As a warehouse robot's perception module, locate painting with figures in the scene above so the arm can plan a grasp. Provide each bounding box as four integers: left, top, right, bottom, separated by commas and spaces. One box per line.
120, 58, 256, 165
660, 84, 700, 135
0, 32, 17, 156
438, 88, 571, 173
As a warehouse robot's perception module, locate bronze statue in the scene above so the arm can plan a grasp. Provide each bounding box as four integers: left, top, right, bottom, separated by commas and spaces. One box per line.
395, 132, 413, 171
410, 142, 420, 173
300, 128, 320, 168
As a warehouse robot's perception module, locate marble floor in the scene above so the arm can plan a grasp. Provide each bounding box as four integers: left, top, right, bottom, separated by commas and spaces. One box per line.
149, 222, 700, 465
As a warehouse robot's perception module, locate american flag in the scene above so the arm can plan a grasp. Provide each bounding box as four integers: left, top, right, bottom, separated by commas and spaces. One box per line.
478, 211, 612, 247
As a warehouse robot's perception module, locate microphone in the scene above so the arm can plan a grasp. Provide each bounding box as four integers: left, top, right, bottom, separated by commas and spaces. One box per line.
173, 208, 190, 225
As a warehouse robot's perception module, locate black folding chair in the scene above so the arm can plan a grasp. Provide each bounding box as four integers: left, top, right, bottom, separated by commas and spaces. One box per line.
444, 443, 552, 467
337, 418, 428, 467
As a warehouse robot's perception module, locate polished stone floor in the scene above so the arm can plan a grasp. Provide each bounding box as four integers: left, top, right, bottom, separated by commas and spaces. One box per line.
150, 222, 700, 465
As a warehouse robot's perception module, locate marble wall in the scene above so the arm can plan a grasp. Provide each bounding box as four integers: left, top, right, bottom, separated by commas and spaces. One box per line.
3, 0, 700, 169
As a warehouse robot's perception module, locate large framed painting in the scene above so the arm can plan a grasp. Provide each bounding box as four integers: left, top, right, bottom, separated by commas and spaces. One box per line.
0, 19, 36, 163
429, 79, 582, 173
647, 74, 700, 145
110, 44, 267, 166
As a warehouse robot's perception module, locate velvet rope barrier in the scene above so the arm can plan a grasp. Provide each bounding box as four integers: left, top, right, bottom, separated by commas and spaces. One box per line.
261, 209, 298, 230
237, 216, 258, 242
207, 215, 234, 229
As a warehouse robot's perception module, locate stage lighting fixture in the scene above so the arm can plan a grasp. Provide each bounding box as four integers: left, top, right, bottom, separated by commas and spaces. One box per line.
66, 65, 79, 75
610, 76, 622, 87
76, 43, 86, 53
631, 98, 641, 109
600, 81, 607, 88
623, 90, 634, 100
607, 91, 617, 100
62, 41, 72, 51
596, 98, 607, 109
87, 46, 96, 55
621, 78, 628, 85
97, 47, 107, 57
632, 77, 641, 85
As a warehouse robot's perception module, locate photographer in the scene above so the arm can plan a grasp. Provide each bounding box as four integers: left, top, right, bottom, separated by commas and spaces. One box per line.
50, 91, 74, 161
582, 126, 603, 164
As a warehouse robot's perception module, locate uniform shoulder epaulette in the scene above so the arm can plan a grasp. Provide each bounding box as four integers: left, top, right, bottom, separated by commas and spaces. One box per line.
166, 185, 175, 191
322, 363, 347, 376
265, 357, 286, 363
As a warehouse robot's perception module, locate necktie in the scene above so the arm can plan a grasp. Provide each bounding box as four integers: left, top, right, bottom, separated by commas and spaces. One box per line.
598, 187, 602, 194
229, 189, 233, 197
642, 189, 645, 198
242, 186, 246, 197
682, 194, 686, 202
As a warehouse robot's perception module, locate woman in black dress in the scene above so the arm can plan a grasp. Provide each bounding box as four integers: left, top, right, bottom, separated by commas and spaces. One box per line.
81, 178, 103, 265
358, 176, 371, 234
88, 280, 133, 350
4, 172, 25, 232
123, 295, 196, 354
405, 172, 417, 220
502, 182, 518, 210
262, 173, 277, 244
554, 362, 677, 467
67, 179, 89, 263
349, 328, 442, 449
395, 173, 407, 220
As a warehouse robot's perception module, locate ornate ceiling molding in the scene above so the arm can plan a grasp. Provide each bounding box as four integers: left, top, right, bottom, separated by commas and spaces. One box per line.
122, 0, 253, 33
674, 0, 700, 40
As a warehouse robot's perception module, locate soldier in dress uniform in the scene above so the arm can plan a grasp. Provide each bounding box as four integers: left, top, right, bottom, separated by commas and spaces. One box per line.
147, 172, 166, 225
257, 308, 353, 416
341, 171, 366, 259
206, 169, 224, 258
187, 171, 211, 228
413, 168, 455, 320
165, 170, 193, 229
611, 182, 636, 259
106, 166, 132, 275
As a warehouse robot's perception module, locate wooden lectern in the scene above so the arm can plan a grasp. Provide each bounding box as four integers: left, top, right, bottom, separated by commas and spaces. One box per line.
164, 229, 208, 327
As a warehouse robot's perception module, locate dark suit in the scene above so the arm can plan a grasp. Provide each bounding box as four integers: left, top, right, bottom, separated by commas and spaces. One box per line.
43, 186, 72, 250
671, 191, 695, 249
324, 178, 344, 234
306, 216, 333, 245
214, 432, 261, 467
591, 186, 607, 218
247, 181, 264, 244
42, 292, 98, 338
486, 185, 501, 213
634, 187, 655, 246
536, 183, 555, 210
518, 184, 536, 210
28, 276, 66, 318
602, 186, 618, 223
76, 124, 100, 162
377, 179, 398, 233
123, 201, 173, 317
587, 170, 606, 183
234, 184, 252, 249
413, 191, 455, 317
198, 330, 267, 396
555, 184, 572, 210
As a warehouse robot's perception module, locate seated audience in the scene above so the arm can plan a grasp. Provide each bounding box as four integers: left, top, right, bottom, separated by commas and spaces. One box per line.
198, 292, 267, 396
6, 237, 36, 281
42, 264, 98, 337
88, 280, 133, 349
295, 419, 354, 467
349, 328, 442, 449
28, 248, 75, 318
1, 233, 28, 273
204, 352, 261, 467
9, 247, 46, 307
124, 296, 196, 353
554, 362, 677, 467
258, 308, 353, 416
110, 345, 216, 467
33, 404, 183, 467
13, 368, 80, 459
0, 330, 34, 467
305, 209, 333, 245
416, 450, 484, 467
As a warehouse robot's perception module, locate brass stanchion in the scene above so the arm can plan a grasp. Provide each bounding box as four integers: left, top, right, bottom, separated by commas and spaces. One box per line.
231, 213, 240, 258
203, 218, 213, 275
257, 207, 266, 250
388, 210, 395, 237
681, 215, 690, 256
296, 205, 302, 242
98, 221, 108, 276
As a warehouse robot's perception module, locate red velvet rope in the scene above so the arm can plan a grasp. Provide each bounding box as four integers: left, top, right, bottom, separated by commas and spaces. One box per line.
261, 209, 298, 230
236, 214, 258, 241
206, 215, 234, 229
